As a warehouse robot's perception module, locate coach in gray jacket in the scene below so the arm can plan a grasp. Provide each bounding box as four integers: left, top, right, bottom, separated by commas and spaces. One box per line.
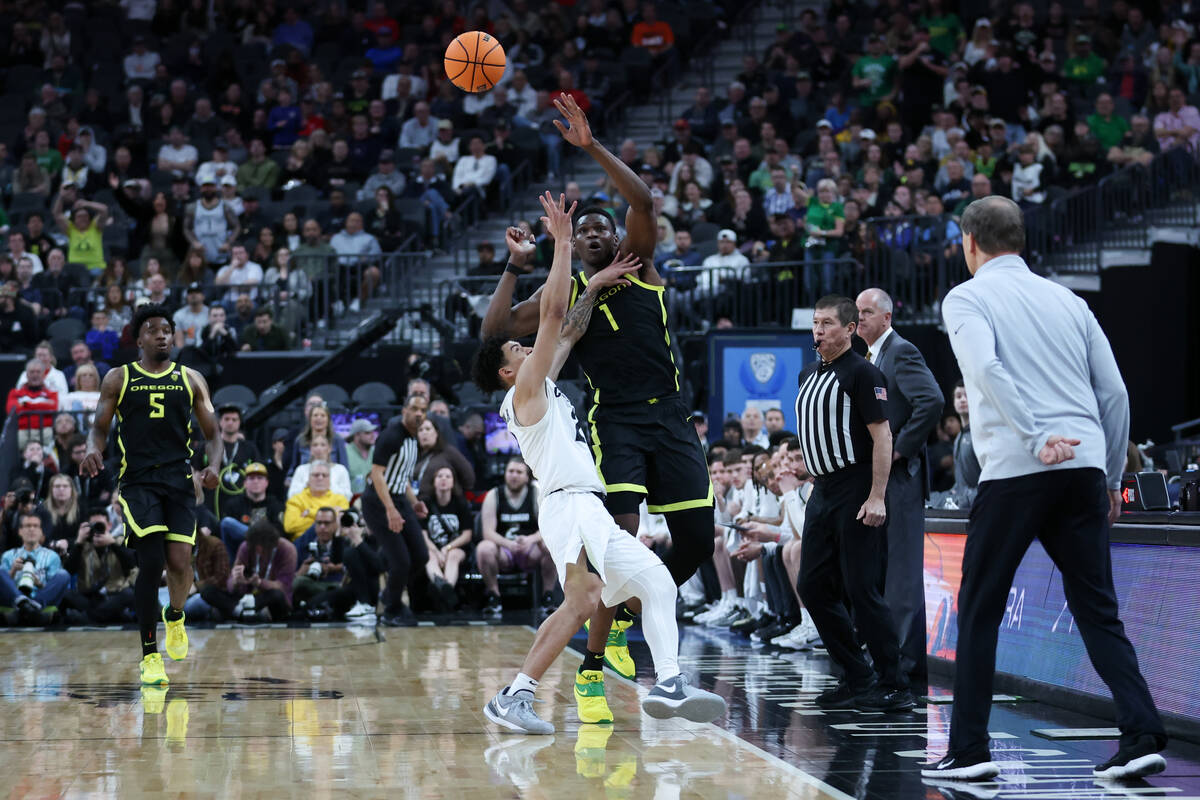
856, 288, 943, 688
921, 196, 1164, 783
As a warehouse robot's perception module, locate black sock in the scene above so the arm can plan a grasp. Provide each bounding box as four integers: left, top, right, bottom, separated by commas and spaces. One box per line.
580, 650, 605, 672
164, 606, 183, 623
615, 604, 638, 624
141, 625, 157, 658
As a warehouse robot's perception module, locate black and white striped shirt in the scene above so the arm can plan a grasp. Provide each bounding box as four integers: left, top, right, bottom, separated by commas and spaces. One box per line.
795, 349, 889, 478
372, 420, 420, 496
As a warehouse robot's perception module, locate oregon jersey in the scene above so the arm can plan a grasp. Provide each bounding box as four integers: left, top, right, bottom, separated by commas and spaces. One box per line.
115, 361, 195, 490
569, 271, 680, 406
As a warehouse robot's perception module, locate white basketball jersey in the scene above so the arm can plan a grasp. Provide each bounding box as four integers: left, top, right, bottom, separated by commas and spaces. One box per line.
192, 200, 228, 260
500, 378, 604, 496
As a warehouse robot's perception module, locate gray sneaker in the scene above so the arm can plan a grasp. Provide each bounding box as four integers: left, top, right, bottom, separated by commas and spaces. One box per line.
641, 674, 727, 723
484, 689, 555, 735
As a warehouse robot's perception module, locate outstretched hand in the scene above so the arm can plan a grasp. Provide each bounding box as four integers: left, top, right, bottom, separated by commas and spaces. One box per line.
505, 225, 536, 268
538, 191, 577, 243
552, 92, 593, 148
589, 251, 641, 291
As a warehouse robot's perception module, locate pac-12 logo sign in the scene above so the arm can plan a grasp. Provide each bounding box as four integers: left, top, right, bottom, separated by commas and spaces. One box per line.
739, 352, 785, 397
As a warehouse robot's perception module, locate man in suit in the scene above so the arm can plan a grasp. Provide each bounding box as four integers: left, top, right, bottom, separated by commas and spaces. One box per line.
856, 288, 944, 689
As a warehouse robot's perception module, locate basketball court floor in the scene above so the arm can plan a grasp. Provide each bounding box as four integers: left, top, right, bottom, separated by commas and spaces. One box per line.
1, 617, 1198, 799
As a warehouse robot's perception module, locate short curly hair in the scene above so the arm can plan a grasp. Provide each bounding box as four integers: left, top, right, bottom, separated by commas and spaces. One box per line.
471, 336, 511, 395
131, 302, 176, 337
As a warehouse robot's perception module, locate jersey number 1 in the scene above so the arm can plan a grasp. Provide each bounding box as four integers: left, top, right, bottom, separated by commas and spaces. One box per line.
149, 392, 165, 418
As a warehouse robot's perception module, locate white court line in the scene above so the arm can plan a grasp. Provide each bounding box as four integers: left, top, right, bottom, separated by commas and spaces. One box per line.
527, 625, 857, 800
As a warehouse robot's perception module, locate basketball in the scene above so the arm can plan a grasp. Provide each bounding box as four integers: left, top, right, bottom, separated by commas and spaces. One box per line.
444, 31, 506, 93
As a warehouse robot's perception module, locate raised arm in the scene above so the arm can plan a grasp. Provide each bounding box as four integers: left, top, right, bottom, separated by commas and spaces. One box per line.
479, 226, 544, 339
511, 193, 577, 423
552, 93, 660, 282
187, 367, 222, 491
80, 366, 124, 478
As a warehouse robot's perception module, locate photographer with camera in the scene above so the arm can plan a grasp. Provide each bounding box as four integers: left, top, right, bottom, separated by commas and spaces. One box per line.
0, 512, 68, 624
222, 519, 296, 623
1, 480, 53, 552
61, 510, 138, 625
291, 506, 348, 618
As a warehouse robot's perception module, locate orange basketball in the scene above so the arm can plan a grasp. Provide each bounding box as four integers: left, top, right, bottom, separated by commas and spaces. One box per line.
444, 31, 506, 93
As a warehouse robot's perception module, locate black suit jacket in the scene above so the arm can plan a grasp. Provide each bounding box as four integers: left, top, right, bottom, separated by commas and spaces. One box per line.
871, 330, 944, 477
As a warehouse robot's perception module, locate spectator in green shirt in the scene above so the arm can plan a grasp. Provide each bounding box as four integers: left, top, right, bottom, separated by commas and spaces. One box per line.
32, 131, 63, 177
919, 0, 963, 57
803, 178, 845, 302
236, 138, 281, 190
292, 218, 337, 279
1063, 34, 1107, 85
1086, 93, 1130, 150
852, 35, 898, 108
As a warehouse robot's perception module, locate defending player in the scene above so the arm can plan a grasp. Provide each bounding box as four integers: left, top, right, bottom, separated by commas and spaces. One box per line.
481, 93, 715, 697
82, 304, 222, 686
475, 192, 726, 734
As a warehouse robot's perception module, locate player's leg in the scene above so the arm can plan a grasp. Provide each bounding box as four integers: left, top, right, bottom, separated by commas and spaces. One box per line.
120, 487, 171, 684
161, 497, 197, 661
585, 489, 641, 677
599, 528, 727, 724
485, 549, 601, 735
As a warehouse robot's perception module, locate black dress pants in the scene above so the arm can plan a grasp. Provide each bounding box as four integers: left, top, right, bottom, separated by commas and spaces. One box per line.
798, 464, 906, 689
948, 468, 1165, 755
361, 485, 427, 616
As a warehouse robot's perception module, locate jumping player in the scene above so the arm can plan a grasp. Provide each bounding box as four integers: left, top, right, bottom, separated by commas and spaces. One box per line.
82, 304, 222, 686
481, 93, 715, 706
475, 192, 726, 734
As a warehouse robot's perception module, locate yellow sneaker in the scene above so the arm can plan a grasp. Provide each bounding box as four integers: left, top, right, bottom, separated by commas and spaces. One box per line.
162, 607, 188, 661
165, 698, 189, 747
604, 620, 636, 679
604, 755, 638, 793
140, 684, 168, 714
574, 723, 614, 778
574, 668, 614, 724
140, 652, 169, 686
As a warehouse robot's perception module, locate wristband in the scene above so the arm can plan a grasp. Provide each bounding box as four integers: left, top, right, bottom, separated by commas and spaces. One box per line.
504, 261, 526, 276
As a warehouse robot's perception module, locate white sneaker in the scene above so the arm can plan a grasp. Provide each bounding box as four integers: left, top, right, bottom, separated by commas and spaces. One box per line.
775, 624, 817, 651
704, 603, 743, 628
692, 599, 728, 625
346, 602, 376, 621
349, 298, 361, 312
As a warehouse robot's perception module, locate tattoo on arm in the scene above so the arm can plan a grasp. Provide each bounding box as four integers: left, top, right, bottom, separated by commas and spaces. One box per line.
561, 288, 597, 340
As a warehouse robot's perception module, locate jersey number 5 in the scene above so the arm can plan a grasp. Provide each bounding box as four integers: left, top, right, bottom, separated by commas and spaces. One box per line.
149, 392, 165, 418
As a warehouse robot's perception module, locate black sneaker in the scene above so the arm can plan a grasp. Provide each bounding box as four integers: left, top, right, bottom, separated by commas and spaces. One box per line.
380, 605, 417, 627
731, 613, 772, 636
539, 592, 558, 618
920, 749, 1000, 780
483, 592, 503, 618
854, 685, 916, 713
431, 576, 457, 611
815, 680, 873, 709
1093, 734, 1167, 780
750, 619, 790, 643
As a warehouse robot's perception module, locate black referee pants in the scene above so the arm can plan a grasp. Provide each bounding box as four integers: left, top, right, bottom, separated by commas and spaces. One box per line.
798, 465, 906, 690
949, 468, 1164, 755
362, 485, 427, 616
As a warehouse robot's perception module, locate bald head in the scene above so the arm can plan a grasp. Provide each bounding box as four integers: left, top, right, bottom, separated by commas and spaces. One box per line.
961, 196, 1025, 273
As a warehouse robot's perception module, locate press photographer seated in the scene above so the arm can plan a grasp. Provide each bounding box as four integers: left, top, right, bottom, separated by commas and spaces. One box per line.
292, 508, 381, 622
0, 511, 68, 625
60, 510, 137, 625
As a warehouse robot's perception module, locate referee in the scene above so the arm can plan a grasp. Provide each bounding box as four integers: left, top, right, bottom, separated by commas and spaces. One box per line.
794, 295, 913, 713
922, 197, 1166, 783
362, 394, 430, 627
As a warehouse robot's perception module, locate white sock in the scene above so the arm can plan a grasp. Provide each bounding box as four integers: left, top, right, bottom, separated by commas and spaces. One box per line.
721, 588, 737, 602
506, 672, 538, 696
626, 565, 680, 683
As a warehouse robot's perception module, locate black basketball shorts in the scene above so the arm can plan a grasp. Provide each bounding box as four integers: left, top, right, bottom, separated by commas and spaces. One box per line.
118, 483, 197, 546
586, 395, 713, 517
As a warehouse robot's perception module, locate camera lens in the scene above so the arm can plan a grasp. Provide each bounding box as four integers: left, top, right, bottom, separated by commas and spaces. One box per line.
90, 522, 105, 536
